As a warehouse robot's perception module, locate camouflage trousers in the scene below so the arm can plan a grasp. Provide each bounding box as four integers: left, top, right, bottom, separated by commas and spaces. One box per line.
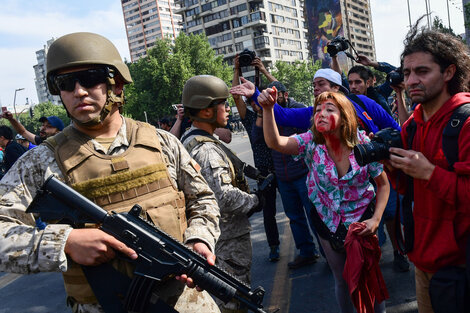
71, 279, 220, 313
214, 233, 252, 312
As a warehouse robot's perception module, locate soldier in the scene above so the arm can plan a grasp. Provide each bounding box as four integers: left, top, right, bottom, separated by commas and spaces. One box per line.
181, 75, 261, 313
0, 32, 220, 313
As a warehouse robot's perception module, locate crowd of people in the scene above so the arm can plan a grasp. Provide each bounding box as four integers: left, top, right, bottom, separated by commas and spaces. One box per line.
0, 18, 469, 313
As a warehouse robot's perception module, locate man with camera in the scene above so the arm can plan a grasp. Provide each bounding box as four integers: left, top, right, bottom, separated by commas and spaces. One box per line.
388, 24, 470, 312
231, 55, 281, 262
330, 52, 396, 116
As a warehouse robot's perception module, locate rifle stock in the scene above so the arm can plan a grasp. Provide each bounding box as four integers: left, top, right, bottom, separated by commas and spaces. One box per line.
26, 176, 269, 313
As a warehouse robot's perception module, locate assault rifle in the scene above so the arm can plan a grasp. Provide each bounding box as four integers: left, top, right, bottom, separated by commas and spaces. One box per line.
26, 176, 271, 313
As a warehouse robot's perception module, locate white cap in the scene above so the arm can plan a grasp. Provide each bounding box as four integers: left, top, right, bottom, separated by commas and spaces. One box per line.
314, 69, 349, 94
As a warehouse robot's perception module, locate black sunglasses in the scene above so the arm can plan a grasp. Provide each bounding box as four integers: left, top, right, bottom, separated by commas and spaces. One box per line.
53, 68, 109, 92
211, 99, 229, 108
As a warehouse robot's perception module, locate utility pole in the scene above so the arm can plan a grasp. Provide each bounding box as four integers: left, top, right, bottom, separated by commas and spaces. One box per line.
407, 0, 412, 28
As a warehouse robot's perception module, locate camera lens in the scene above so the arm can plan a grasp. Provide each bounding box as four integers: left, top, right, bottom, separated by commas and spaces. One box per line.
386, 71, 404, 86
354, 142, 391, 167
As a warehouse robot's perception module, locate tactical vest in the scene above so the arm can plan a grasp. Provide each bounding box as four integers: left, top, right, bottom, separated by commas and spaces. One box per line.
184, 135, 249, 192
44, 118, 187, 304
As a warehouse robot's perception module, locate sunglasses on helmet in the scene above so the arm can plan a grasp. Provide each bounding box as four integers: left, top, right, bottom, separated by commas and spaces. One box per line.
53, 68, 110, 92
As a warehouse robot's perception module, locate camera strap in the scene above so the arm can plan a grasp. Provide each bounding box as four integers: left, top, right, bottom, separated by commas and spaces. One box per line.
395, 102, 470, 254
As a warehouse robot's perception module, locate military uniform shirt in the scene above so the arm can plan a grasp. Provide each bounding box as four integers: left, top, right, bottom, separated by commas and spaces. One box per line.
182, 125, 257, 241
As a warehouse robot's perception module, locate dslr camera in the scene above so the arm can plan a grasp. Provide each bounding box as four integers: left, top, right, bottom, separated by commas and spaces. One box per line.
327, 36, 349, 57
353, 128, 402, 166
239, 49, 256, 67
386, 70, 404, 86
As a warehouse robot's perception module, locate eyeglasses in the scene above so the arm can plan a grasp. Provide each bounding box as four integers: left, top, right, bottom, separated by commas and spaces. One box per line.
53, 68, 109, 92
212, 100, 230, 108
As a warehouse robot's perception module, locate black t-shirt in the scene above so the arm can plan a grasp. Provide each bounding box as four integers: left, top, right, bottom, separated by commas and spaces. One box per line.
3, 140, 27, 174
34, 135, 44, 145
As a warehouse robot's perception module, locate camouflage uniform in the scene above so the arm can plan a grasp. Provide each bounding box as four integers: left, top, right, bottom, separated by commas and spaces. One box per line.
182, 125, 258, 313
0, 118, 221, 313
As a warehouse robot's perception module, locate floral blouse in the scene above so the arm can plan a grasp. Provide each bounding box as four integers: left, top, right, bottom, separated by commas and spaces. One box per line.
293, 130, 383, 232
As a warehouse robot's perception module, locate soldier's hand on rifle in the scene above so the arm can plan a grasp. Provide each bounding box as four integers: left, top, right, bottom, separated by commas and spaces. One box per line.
65, 229, 138, 266
176, 241, 216, 291
247, 190, 265, 218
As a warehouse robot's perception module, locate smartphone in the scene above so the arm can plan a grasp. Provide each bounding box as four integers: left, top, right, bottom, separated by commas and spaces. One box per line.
171, 104, 178, 110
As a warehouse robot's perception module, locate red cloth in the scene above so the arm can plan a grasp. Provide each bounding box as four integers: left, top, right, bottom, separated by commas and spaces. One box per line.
343, 222, 389, 313
397, 93, 470, 273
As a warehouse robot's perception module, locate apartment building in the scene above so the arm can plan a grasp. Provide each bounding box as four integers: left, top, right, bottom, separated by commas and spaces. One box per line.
177, 0, 310, 80
306, 0, 376, 68
33, 38, 61, 105
343, 0, 376, 59
121, 0, 184, 62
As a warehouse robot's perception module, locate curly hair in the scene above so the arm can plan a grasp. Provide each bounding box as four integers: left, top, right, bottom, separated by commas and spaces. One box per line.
401, 16, 470, 95
310, 92, 358, 148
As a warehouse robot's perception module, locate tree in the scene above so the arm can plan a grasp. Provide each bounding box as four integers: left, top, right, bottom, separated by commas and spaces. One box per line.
124, 33, 232, 124
270, 59, 322, 106
432, 16, 461, 39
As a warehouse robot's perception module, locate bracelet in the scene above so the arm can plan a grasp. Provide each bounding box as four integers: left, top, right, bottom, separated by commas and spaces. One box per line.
257, 113, 263, 118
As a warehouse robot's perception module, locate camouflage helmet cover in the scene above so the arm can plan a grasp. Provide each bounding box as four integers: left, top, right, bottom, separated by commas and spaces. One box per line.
182, 75, 229, 110
46, 32, 132, 94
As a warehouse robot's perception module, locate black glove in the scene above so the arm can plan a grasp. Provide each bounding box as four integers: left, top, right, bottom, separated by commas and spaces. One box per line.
247, 190, 265, 218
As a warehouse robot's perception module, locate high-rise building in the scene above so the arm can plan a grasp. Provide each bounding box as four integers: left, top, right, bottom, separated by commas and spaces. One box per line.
33, 38, 61, 105
177, 0, 310, 81
306, 0, 376, 68
121, 0, 184, 62
463, 0, 470, 45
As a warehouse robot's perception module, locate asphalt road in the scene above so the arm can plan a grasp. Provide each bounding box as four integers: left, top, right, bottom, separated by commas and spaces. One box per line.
0, 131, 418, 313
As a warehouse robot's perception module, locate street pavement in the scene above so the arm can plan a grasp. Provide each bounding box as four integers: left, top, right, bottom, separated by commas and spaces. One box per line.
0, 131, 418, 313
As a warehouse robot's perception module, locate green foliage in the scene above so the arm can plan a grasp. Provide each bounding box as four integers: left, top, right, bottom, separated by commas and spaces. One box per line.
465, 3, 470, 30
0, 102, 69, 134
371, 68, 387, 86
124, 33, 232, 124
432, 16, 461, 39
270, 59, 321, 106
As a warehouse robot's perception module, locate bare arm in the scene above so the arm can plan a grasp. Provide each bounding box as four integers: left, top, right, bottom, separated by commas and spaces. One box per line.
331, 55, 342, 75
258, 87, 299, 155
169, 104, 184, 138
231, 55, 247, 119
252, 57, 277, 83
4, 111, 37, 144
356, 54, 379, 68
392, 84, 411, 125
359, 171, 389, 236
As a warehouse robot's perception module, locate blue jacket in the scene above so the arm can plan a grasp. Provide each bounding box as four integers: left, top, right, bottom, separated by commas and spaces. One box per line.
250, 88, 399, 134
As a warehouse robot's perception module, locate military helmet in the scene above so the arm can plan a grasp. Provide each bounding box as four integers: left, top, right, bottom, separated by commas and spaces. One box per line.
182, 75, 229, 109
46, 32, 132, 95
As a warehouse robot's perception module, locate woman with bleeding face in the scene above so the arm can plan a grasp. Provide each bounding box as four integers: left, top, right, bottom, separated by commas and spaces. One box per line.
258, 89, 389, 313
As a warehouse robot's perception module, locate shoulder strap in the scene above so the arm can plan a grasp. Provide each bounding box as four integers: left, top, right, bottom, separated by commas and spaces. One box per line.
442, 103, 470, 171
395, 118, 417, 254
348, 94, 367, 112
182, 129, 262, 181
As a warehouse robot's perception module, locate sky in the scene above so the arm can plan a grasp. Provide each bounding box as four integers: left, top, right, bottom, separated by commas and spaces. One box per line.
0, 0, 466, 108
